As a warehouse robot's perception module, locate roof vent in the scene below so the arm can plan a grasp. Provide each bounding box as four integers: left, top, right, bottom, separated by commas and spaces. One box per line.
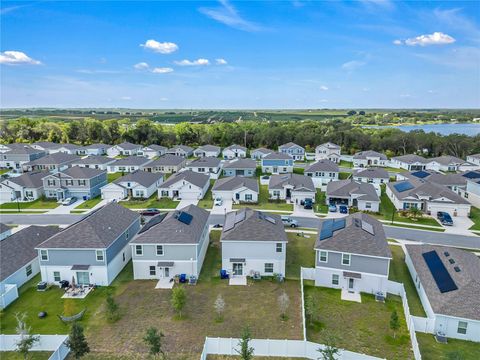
454, 266, 461, 272
448, 258, 455, 264
444, 251, 450, 257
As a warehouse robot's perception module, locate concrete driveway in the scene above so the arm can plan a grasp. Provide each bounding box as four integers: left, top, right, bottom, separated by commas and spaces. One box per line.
443, 216, 475, 236
45, 199, 85, 214
176, 198, 199, 210
292, 202, 316, 217
211, 199, 232, 215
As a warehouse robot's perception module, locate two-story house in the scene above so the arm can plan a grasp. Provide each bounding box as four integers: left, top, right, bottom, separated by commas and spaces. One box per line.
304, 159, 339, 188
187, 157, 222, 179
36, 202, 141, 286
101, 171, 164, 201
222, 158, 257, 177
261, 152, 293, 174
22, 153, 80, 173
278, 142, 305, 161
0, 146, 46, 170
314, 213, 392, 297
315, 142, 341, 163
353, 168, 389, 195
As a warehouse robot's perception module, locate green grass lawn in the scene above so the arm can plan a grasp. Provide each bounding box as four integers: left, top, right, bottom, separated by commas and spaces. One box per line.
0, 198, 59, 210
293, 167, 304, 175
468, 207, 480, 231
388, 245, 426, 317
107, 172, 123, 183
0, 352, 52, 359
74, 196, 102, 209
339, 172, 351, 180
339, 160, 353, 168
233, 185, 293, 211
197, 179, 214, 209
315, 190, 328, 213
305, 285, 413, 360
385, 222, 445, 232
120, 193, 178, 209
0, 168, 10, 175
416, 333, 480, 360
285, 232, 316, 280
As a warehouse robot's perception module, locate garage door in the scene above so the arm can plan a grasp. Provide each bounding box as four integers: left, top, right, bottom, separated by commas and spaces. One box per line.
180, 190, 200, 200
428, 204, 469, 218
102, 189, 125, 201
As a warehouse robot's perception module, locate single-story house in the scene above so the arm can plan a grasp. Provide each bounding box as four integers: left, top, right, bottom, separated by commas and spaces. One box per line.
268, 173, 316, 204
315, 142, 341, 163
466, 154, 480, 167
353, 150, 388, 168
250, 148, 273, 160
37, 202, 141, 286
426, 156, 475, 172
101, 171, 164, 201
353, 168, 389, 195
0, 146, 46, 171
278, 142, 305, 161
212, 176, 259, 203
405, 244, 480, 342
131, 205, 210, 280
166, 145, 194, 158
157, 170, 210, 200
223, 158, 257, 177
106, 142, 142, 157
261, 152, 293, 174
0, 223, 12, 241
141, 155, 187, 174
108, 156, 152, 173
30, 142, 59, 153
222, 145, 247, 160
193, 145, 221, 158
314, 213, 391, 296
0, 171, 48, 202
221, 208, 288, 277
49, 143, 85, 156
187, 157, 222, 179
398, 170, 474, 194
304, 159, 339, 188
390, 154, 428, 171
326, 179, 380, 212
22, 153, 80, 173
71, 155, 116, 171
1, 226, 60, 308
84, 143, 108, 156
138, 145, 167, 159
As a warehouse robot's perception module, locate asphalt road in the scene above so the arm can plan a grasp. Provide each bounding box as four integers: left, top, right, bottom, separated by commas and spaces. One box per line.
2, 213, 479, 250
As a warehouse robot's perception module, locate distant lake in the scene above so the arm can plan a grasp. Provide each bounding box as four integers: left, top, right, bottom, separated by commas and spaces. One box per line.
363, 123, 480, 136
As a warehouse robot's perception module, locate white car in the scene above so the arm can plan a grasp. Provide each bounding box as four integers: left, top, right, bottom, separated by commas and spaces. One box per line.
214, 197, 223, 206
281, 215, 298, 227
61, 197, 77, 206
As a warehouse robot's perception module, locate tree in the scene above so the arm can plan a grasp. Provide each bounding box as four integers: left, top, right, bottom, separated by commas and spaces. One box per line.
235, 326, 254, 360
304, 294, 318, 324
171, 287, 186, 318
277, 291, 290, 321
105, 293, 121, 322
14, 313, 39, 360
390, 310, 400, 339
317, 333, 340, 360
214, 294, 225, 322
66, 322, 90, 359
143, 327, 165, 357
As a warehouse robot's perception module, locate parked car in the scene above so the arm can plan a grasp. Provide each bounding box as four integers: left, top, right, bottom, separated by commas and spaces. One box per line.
328, 204, 337, 212
304, 198, 313, 210
261, 175, 270, 180
140, 208, 161, 216
214, 197, 223, 206
281, 215, 298, 227
61, 197, 77, 206
437, 211, 453, 226
339, 205, 348, 214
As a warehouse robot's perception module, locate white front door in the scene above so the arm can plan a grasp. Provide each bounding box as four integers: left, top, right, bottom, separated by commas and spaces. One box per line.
158, 267, 170, 278
348, 278, 354, 290
232, 263, 243, 276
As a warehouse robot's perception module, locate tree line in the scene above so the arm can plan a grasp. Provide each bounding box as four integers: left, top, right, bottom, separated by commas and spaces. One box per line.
1, 117, 478, 158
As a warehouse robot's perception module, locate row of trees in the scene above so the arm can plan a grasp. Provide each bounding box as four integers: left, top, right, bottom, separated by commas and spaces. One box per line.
1, 117, 478, 158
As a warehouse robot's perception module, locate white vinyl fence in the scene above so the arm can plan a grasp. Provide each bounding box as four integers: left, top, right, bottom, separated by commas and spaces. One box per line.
0, 284, 19, 309
200, 337, 385, 360
0, 334, 69, 360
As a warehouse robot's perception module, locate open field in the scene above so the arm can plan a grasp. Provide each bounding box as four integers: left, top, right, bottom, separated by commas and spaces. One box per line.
233, 185, 294, 211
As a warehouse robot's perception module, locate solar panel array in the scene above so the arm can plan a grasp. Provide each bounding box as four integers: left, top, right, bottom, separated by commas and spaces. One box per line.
462, 171, 480, 179
411, 170, 431, 179
319, 218, 346, 241
422, 250, 458, 293
393, 181, 414, 193
177, 211, 193, 225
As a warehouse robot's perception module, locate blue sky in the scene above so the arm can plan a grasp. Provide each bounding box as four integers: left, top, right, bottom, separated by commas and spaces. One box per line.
1, 0, 479, 109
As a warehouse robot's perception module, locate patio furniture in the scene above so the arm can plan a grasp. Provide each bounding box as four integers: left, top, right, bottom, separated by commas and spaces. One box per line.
179, 274, 187, 283
58, 308, 86, 323
220, 270, 229, 279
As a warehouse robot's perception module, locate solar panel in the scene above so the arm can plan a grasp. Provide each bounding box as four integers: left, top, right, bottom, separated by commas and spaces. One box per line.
332, 218, 346, 231
361, 221, 375, 235
177, 211, 193, 225
235, 209, 246, 223
422, 251, 458, 293
393, 182, 414, 193
411, 170, 431, 179
462, 171, 480, 179
319, 219, 334, 240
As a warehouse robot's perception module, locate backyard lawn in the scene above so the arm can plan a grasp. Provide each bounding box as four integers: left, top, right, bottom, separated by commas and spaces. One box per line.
468, 206, 480, 231
233, 185, 293, 211
304, 285, 413, 360
197, 179, 214, 209
1, 352, 52, 359
107, 172, 123, 183
339, 172, 351, 180
339, 160, 353, 168
0, 198, 59, 210
388, 245, 426, 317
74, 196, 103, 209
120, 193, 178, 209
416, 333, 480, 360
285, 232, 316, 280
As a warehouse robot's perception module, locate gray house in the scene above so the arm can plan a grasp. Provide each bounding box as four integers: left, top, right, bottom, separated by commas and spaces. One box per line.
131, 205, 210, 281
141, 154, 187, 174
326, 179, 380, 212
278, 142, 305, 161
108, 156, 152, 173
23, 153, 80, 173
187, 157, 222, 179
223, 158, 257, 177
305, 159, 340, 188
72, 155, 116, 170
166, 145, 194, 158
84, 143, 108, 156
37, 202, 141, 286
42, 167, 107, 200
0, 171, 48, 202
0, 146, 46, 170
314, 213, 392, 296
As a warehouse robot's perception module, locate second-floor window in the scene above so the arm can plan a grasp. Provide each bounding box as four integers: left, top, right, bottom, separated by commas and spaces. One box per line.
156, 245, 164, 256
78, 180, 86, 186
342, 253, 351, 266
47, 180, 55, 186
276, 243, 283, 253
65, 180, 73, 186
40, 249, 48, 261
96, 250, 104, 261
135, 245, 143, 256
318, 251, 328, 262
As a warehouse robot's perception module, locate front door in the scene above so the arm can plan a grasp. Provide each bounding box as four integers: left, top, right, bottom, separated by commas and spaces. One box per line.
76, 271, 90, 285
173, 190, 179, 198
286, 188, 292, 198
235, 193, 240, 200
348, 278, 354, 290
273, 167, 278, 173
232, 263, 243, 276
164, 267, 170, 277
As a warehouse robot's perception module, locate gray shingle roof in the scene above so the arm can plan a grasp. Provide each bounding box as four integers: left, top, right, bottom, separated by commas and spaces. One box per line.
49, 166, 106, 179
168, 145, 193, 153
212, 176, 259, 192
263, 152, 293, 160
223, 158, 257, 169
73, 155, 115, 165
111, 156, 152, 166
252, 148, 273, 155
405, 244, 480, 320
353, 150, 387, 160
305, 159, 339, 173
0, 223, 11, 235
391, 154, 427, 164
353, 167, 389, 179
315, 213, 391, 258
224, 144, 247, 152
428, 155, 466, 166
116, 142, 141, 150
131, 205, 209, 245
326, 180, 379, 201
1, 171, 49, 188
144, 144, 167, 151
37, 202, 140, 249
188, 157, 221, 168
221, 208, 288, 242
160, 170, 209, 189
114, 170, 164, 187
52, 143, 82, 151
1, 226, 60, 281
269, 173, 315, 192
31, 141, 58, 149
4, 146, 45, 155
144, 154, 185, 167
25, 153, 79, 166
317, 142, 340, 150
84, 143, 109, 149
279, 142, 304, 150
195, 145, 221, 152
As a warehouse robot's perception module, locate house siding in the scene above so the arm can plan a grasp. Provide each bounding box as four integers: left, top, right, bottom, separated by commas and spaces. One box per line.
315, 251, 390, 276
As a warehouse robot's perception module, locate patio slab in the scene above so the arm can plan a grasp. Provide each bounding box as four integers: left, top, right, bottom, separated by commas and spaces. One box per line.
155, 278, 174, 289
229, 276, 247, 286
61, 286, 93, 299
341, 289, 361, 303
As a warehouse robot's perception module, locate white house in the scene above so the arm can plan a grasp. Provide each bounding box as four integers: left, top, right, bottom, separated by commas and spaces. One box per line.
278, 142, 305, 161
193, 145, 221, 158
222, 145, 247, 160
166, 145, 194, 158
108, 156, 152, 173
187, 157, 222, 179
131, 205, 210, 280
426, 156, 474, 172
106, 142, 142, 157
314, 213, 392, 296
101, 171, 164, 201
0, 171, 47, 203
138, 145, 167, 159
304, 159, 339, 188
221, 208, 288, 277
250, 148, 273, 160
315, 142, 341, 163
84, 143, 108, 156
353, 150, 388, 168
141, 155, 186, 174
1, 226, 60, 308
30, 142, 59, 154
157, 170, 210, 200
405, 244, 480, 342
268, 173, 316, 204
71, 155, 116, 171
466, 154, 480, 167
212, 176, 259, 203
390, 154, 428, 171
326, 180, 380, 212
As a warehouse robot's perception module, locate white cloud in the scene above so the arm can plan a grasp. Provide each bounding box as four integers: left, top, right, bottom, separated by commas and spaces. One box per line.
134, 62, 150, 70
151, 67, 174, 74
174, 58, 210, 66
199, 0, 261, 32
216, 58, 228, 65
320, 85, 329, 91
341, 60, 366, 71
140, 40, 179, 54
121, 96, 132, 100
0, 51, 41, 65
394, 32, 456, 46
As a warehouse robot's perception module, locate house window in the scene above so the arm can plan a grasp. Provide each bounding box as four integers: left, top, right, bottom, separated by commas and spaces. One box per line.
161, 190, 169, 197
156, 245, 164, 256
457, 321, 468, 335
25, 191, 33, 198
78, 180, 86, 186
318, 251, 328, 263
65, 180, 73, 186
365, 202, 372, 209
26, 264, 32, 276
126, 230, 129, 240
276, 243, 283, 253
123, 252, 125, 262
149, 266, 156, 276
265, 263, 274, 273
245, 194, 252, 201
53, 271, 61, 282
332, 274, 339, 285
135, 245, 143, 256
47, 180, 55, 186
342, 253, 351, 266
273, 190, 280, 198
96, 250, 104, 261
40, 250, 48, 261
